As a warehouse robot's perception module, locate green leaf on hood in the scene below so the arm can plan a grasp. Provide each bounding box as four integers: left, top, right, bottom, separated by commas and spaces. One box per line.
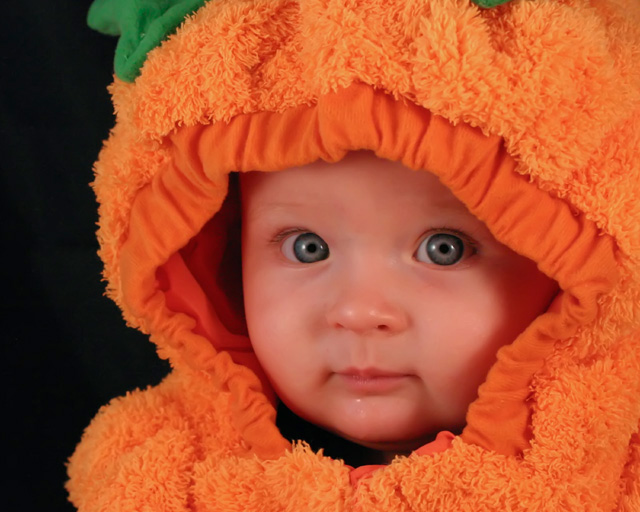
87, 0, 207, 83
471, 0, 514, 8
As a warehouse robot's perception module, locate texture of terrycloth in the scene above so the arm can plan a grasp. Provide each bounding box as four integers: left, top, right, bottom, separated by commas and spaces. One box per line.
68, 0, 640, 510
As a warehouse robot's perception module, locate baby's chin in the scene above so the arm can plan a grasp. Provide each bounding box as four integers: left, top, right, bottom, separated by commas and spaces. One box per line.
285, 391, 467, 456
312, 405, 460, 455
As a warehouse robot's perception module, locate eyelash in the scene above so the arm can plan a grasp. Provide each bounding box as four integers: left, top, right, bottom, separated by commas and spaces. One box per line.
421, 227, 479, 256
269, 227, 309, 245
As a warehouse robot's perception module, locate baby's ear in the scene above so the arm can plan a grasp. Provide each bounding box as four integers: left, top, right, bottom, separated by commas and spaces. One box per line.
471, 0, 514, 7
87, 0, 206, 83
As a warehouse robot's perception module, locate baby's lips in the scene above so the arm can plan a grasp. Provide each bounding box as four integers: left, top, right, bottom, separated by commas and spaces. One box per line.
335, 367, 413, 393
338, 367, 408, 378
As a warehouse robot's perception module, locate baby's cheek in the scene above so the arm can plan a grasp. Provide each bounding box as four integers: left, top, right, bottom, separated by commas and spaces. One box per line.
248, 301, 313, 384
245, 268, 292, 334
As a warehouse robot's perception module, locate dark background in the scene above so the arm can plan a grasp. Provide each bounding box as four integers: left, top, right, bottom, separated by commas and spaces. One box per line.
2, 3, 170, 511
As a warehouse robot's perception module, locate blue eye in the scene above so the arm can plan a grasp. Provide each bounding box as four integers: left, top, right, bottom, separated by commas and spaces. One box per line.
282, 232, 330, 263
416, 233, 467, 266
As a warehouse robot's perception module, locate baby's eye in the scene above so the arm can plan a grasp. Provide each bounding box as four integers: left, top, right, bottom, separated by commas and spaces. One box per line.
282, 232, 330, 263
415, 232, 470, 266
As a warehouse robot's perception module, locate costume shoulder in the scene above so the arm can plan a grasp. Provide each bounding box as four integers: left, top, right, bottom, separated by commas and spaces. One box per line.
66, 368, 244, 510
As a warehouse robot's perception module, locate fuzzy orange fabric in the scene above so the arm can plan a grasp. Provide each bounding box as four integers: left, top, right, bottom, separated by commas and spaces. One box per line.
69, 0, 640, 510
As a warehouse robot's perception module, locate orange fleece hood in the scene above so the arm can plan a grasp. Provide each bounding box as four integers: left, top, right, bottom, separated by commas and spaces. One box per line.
68, 1, 640, 510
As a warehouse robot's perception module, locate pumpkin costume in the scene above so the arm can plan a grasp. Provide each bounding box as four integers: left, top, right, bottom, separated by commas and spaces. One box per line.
67, 0, 640, 510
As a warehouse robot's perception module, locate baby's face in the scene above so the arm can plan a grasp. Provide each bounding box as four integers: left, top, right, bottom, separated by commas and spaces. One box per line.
240, 152, 557, 453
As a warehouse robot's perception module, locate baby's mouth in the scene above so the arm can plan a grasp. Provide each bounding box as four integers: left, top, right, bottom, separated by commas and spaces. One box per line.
336, 367, 412, 393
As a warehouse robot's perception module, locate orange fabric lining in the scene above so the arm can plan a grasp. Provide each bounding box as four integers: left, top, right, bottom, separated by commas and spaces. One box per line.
119, 82, 619, 459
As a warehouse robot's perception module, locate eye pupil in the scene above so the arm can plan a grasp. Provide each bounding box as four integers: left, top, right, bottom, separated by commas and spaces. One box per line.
438, 243, 450, 255
307, 243, 317, 253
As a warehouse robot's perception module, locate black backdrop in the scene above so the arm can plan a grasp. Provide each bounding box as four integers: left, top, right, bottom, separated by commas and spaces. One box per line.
2, 3, 171, 511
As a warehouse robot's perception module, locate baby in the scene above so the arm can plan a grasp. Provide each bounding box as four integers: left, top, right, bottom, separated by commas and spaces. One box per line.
69, 0, 640, 510
240, 151, 557, 464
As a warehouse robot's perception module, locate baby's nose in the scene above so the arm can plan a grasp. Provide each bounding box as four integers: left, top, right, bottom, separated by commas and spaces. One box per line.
325, 289, 409, 335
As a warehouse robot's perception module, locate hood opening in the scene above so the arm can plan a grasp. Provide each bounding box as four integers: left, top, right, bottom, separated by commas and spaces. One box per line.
118, 83, 619, 459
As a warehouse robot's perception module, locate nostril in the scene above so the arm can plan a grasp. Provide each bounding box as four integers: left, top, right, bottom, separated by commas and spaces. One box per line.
377, 325, 389, 331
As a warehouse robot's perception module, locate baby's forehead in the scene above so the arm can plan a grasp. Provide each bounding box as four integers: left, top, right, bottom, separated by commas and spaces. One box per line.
238, 154, 489, 233
240, 153, 452, 204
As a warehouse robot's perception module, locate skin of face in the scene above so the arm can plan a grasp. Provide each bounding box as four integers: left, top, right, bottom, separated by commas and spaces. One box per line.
240, 151, 558, 457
